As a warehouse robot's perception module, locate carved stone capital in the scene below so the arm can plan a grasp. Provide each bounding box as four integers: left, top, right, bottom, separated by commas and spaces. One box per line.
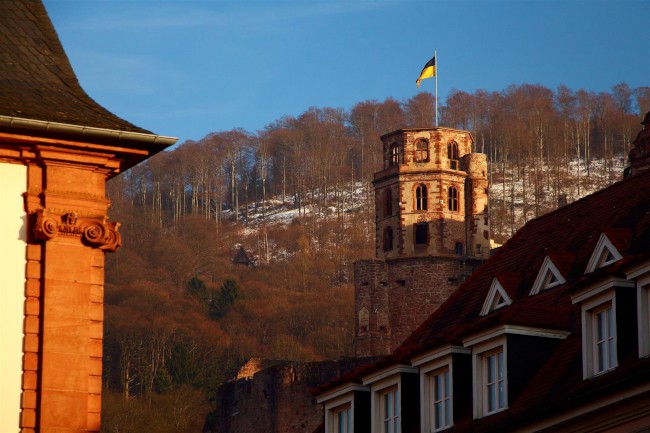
32, 210, 122, 252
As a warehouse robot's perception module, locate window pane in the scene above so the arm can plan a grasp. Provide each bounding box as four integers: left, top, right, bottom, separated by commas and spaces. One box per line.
498, 381, 505, 409
385, 392, 392, 418
498, 351, 504, 380
487, 383, 495, 412
597, 311, 605, 341
395, 389, 399, 418
487, 355, 495, 382
444, 398, 451, 427
434, 402, 442, 429
347, 408, 352, 433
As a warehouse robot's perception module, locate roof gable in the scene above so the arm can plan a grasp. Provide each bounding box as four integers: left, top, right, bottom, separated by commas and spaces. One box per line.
584, 232, 624, 274
530, 255, 567, 295
480, 277, 513, 316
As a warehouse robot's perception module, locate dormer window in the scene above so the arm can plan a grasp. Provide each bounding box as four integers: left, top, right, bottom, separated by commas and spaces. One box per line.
381, 386, 400, 432
529, 256, 566, 295
447, 141, 459, 170
571, 277, 636, 379
585, 233, 623, 274
627, 260, 650, 357
363, 365, 418, 433
412, 346, 469, 433
415, 139, 429, 162
480, 278, 513, 316
317, 383, 370, 433
579, 292, 618, 378
465, 333, 508, 419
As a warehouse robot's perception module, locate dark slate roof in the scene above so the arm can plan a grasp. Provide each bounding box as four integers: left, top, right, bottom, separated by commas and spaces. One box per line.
0, 0, 149, 133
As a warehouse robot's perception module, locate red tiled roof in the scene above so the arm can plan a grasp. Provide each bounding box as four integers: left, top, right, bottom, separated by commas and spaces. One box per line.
396, 170, 650, 361
322, 169, 650, 428
0, 0, 149, 133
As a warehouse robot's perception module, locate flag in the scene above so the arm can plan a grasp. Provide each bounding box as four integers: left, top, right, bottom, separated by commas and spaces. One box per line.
416, 55, 436, 88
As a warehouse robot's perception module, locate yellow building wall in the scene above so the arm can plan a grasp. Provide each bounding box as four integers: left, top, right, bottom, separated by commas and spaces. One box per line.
0, 162, 27, 433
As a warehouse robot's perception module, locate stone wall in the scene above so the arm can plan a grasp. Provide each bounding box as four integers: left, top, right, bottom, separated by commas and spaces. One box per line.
214, 358, 379, 433
354, 256, 480, 357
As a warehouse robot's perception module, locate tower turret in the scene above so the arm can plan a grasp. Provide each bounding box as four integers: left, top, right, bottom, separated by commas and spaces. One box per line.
354, 127, 491, 357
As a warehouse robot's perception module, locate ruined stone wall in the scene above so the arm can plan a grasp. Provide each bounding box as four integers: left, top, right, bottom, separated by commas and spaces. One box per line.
215, 359, 379, 433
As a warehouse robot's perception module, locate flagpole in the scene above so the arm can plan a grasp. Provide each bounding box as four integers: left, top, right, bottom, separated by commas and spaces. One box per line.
435, 50, 438, 127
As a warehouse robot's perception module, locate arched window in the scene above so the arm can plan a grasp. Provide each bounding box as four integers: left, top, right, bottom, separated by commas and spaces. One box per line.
448, 141, 459, 170
416, 184, 428, 210
414, 139, 429, 163
390, 143, 401, 167
384, 189, 393, 217
383, 226, 393, 251
448, 186, 459, 211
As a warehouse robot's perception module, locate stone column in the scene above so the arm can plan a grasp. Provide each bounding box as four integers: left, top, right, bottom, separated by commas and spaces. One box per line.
20, 148, 121, 433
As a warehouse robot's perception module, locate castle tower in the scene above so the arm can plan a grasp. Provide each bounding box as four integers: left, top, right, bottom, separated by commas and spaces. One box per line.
354, 127, 490, 357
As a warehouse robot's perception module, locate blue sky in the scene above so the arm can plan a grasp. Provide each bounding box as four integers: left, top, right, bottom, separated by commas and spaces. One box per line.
43, 0, 649, 145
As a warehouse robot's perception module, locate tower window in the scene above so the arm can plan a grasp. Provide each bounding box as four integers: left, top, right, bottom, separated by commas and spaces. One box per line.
415, 222, 429, 245
384, 189, 392, 217
414, 139, 429, 163
448, 141, 459, 170
448, 186, 459, 211
416, 184, 428, 210
390, 143, 401, 167
383, 226, 394, 251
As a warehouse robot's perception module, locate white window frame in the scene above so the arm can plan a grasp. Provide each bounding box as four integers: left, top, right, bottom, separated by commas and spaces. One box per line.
483, 348, 506, 415
380, 385, 400, 433
429, 369, 451, 431
413, 346, 470, 432
317, 384, 368, 433
465, 326, 570, 418
579, 291, 618, 379
465, 326, 569, 420
628, 260, 650, 358
363, 365, 416, 433
468, 335, 507, 419
333, 402, 352, 433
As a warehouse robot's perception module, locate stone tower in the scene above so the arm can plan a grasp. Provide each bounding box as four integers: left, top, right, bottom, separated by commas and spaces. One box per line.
354, 127, 490, 357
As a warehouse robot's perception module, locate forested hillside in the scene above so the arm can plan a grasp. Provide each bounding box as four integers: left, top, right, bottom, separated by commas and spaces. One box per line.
100, 83, 649, 432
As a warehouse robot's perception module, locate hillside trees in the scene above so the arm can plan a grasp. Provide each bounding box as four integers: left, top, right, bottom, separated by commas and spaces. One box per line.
102, 83, 645, 426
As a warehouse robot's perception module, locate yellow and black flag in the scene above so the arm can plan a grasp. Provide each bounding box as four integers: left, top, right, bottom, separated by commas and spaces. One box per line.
416, 55, 436, 88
